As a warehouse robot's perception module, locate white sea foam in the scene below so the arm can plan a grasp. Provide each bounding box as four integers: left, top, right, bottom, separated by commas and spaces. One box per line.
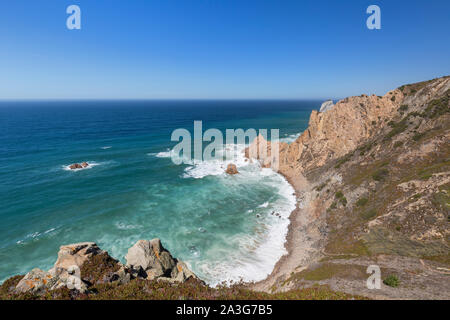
258, 202, 269, 208
280, 132, 301, 144
172, 142, 297, 286
196, 172, 296, 286
182, 144, 251, 179
16, 227, 58, 245
148, 149, 194, 165
147, 142, 297, 286
115, 222, 139, 230
154, 150, 172, 158
44, 228, 56, 234
101, 146, 112, 150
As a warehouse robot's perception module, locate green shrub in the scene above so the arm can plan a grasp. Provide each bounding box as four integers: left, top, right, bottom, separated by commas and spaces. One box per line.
356, 197, 368, 207
411, 193, 422, 200
412, 132, 426, 141
419, 172, 432, 180
399, 105, 408, 112
361, 208, 377, 220
384, 119, 408, 140
334, 191, 347, 206
407, 111, 422, 118
358, 142, 375, 156
422, 91, 449, 118
393, 141, 403, 148
372, 168, 389, 181
383, 275, 400, 287
334, 152, 353, 169
380, 160, 389, 167
329, 202, 337, 210
335, 191, 344, 199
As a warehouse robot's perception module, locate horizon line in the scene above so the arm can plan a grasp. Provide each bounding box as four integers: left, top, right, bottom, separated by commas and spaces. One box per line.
0, 97, 337, 102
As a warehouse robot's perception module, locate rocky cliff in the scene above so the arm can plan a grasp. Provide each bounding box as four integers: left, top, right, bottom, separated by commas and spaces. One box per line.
251, 76, 448, 176
249, 76, 450, 299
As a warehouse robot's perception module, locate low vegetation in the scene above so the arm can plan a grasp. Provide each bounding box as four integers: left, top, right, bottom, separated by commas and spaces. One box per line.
372, 168, 389, 181
384, 119, 408, 140
0, 276, 361, 300
334, 152, 354, 169
356, 197, 368, 207
422, 90, 449, 119
383, 275, 400, 288
335, 191, 347, 207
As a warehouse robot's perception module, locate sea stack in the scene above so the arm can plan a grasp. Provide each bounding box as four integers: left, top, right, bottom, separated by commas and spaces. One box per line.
225, 163, 239, 175
69, 162, 89, 170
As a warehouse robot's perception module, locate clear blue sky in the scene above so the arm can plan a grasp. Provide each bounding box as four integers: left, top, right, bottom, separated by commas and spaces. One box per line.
0, 0, 449, 99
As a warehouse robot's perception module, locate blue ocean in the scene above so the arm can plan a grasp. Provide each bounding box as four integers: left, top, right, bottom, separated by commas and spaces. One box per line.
0, 100, 317, 285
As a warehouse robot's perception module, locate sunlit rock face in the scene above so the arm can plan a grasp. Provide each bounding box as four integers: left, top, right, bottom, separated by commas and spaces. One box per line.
319, 100, 334, 113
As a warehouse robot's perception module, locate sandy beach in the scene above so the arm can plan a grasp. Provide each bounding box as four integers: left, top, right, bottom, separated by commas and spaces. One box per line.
251, 169, 326, 292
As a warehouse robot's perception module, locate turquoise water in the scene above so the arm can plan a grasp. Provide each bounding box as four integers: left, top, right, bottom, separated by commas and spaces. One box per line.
0, 100, 316, 285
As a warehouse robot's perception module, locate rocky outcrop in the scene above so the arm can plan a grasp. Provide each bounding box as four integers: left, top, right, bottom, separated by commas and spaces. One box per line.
69, 162, 89, 170
13, 239, 198, 296
319, 100, 334, 113
15, 242, 110, 294
51, 242, 101, 275
225, 163, 239, 175
15, 268, 61, 294
125, 238, 198, 283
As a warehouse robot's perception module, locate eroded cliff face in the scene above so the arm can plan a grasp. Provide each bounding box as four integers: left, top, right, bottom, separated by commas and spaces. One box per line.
251, 76, 449, 177
250, 76, 450, 299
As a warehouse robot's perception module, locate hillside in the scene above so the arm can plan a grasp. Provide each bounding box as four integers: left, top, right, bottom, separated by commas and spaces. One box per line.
251, 76, 449, 299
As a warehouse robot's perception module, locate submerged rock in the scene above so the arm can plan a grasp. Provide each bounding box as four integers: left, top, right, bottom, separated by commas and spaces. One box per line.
225, 163, 239, 175
69, 162, 89, 170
